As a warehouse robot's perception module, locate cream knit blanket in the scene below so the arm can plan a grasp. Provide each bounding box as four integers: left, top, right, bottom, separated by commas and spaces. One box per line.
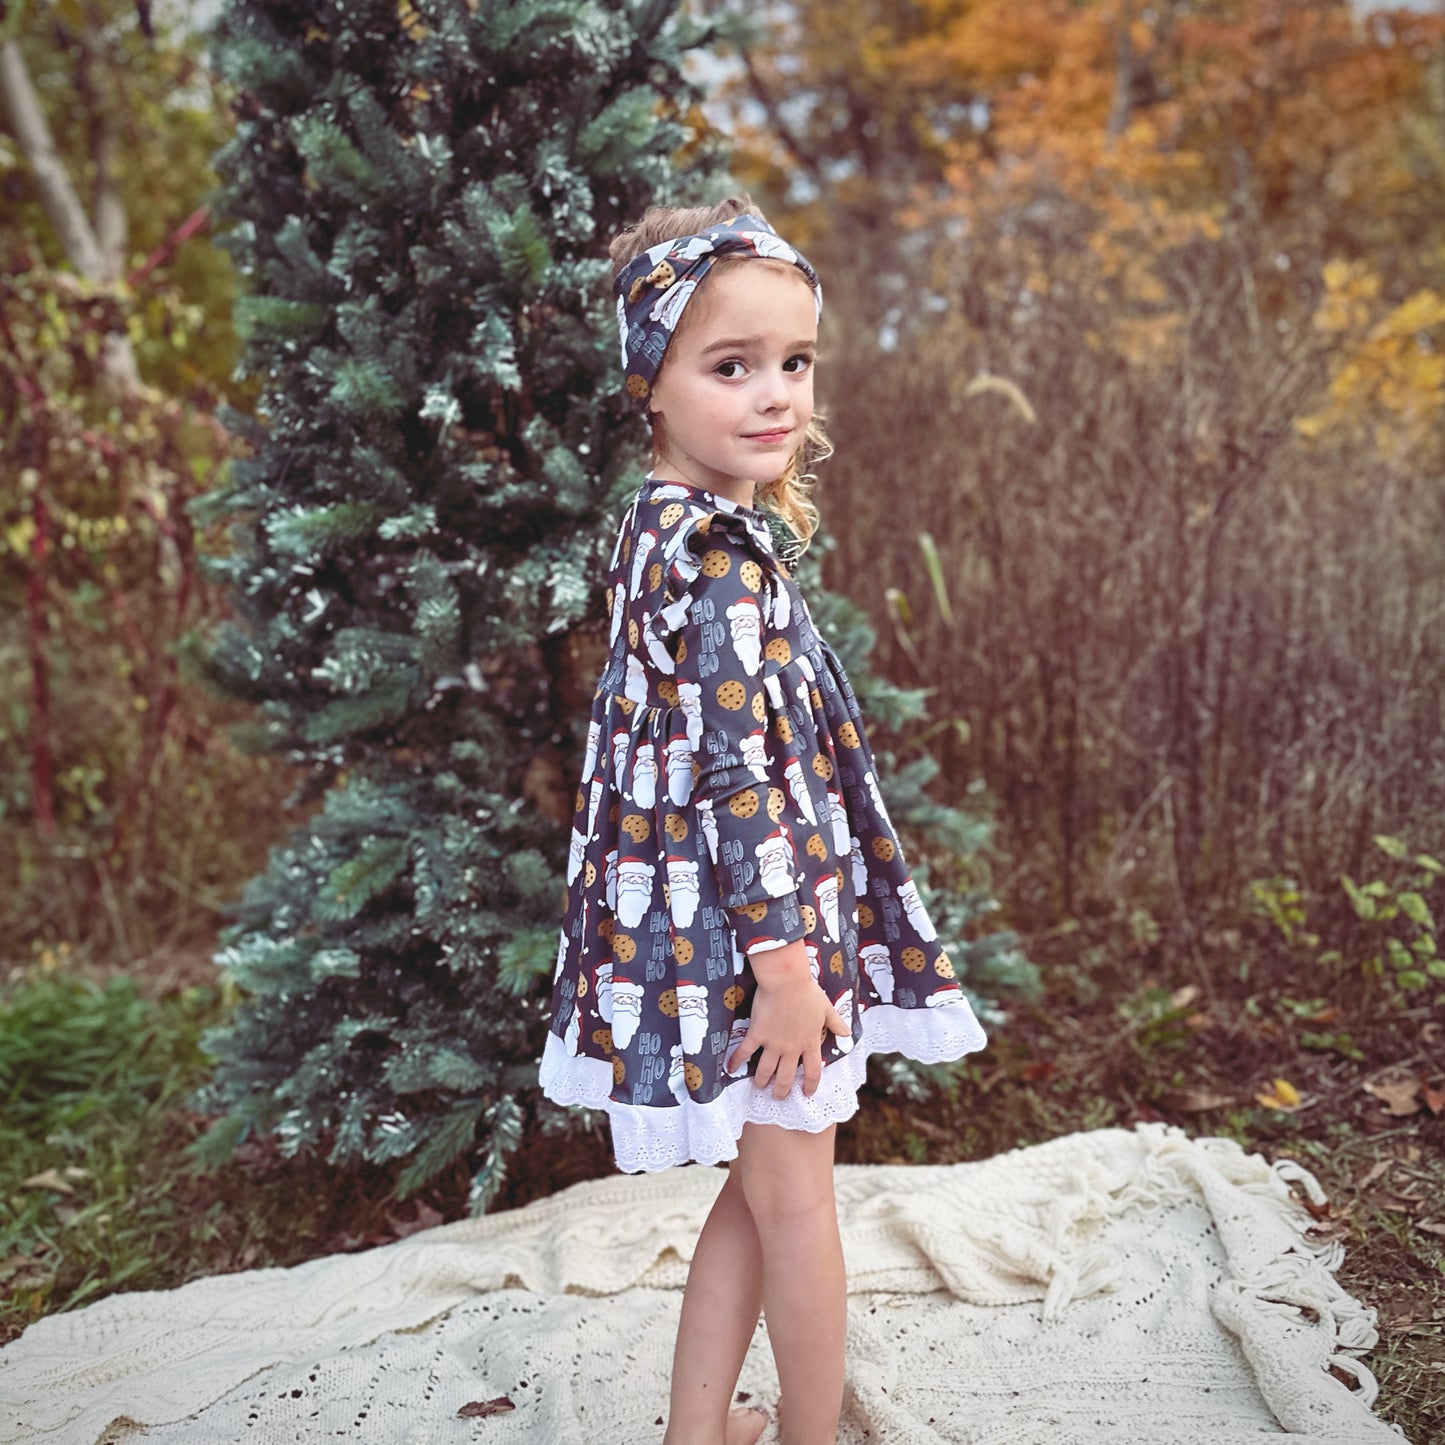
0, 1122, 1407, 1444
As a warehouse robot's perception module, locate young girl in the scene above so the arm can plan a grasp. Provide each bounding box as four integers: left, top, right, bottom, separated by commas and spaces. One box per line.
539, 195, 989, 1445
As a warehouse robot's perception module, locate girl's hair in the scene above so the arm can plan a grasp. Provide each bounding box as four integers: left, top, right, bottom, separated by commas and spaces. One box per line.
608, 194, 832, 560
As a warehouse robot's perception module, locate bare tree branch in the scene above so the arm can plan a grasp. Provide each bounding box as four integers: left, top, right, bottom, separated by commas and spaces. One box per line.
0, 34, 140, 394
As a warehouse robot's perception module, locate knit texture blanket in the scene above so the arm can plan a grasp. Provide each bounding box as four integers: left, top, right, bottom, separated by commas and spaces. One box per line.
0, 1122, 1407, 1445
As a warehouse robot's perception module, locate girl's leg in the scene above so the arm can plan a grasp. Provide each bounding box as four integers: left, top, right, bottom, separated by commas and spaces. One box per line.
734, 1121, 845, 1445
664, 1165, 768, 1445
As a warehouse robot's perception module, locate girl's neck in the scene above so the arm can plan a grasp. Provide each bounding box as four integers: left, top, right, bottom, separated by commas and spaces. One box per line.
647, 463, 758, 512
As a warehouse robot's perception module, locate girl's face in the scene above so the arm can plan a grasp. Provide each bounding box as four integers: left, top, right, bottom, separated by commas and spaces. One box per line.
647, 261, 817, 506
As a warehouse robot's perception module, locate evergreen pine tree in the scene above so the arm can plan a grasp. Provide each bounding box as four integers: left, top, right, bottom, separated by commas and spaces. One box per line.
187, 0, 1032, 1210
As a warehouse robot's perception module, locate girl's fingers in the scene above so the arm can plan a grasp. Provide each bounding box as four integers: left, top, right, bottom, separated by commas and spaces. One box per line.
802, 1047, 823, 1096
826, 1007, 849, 1037
772, 1052, 801, 1099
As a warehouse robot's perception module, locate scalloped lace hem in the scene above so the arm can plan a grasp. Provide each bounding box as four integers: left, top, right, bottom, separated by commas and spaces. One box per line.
538, 1002, 989, 1173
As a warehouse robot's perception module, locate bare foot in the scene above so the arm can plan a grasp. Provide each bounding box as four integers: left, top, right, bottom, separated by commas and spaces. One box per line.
726, 1404, 770, 1445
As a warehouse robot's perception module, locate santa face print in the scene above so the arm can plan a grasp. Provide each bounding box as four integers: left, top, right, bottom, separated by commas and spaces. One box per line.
675, 979, 709, 1055
861, 942, 895, 1003
604, 846, 620, 910
897, 878, 938, 942
696, 796, 719, 864
595, 957, 615, 1022
610, 978, 645, 1049
738, 728, 772, 782
631, 528, 658, 598
665, 736, 695, 805
630, 739, 659, 809
755, 829, 797, 898
815, 870, 840, 942
677, 679, 704, 749
725, 594, 764, 674
783, 756, 819, 826
616, 855, 657, 928
666, 854, 702, 928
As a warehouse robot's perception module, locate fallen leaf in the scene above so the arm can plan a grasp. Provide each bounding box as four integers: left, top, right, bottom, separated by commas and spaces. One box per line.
1255, 1077, 1302, 1111
1414, 1220, 1445, 1238
1020, 1059, 1055, 1082
1158, 1087, 1237, 1113
1169, 984, 1199, 1009
1354, 1159, 1391, 1190
21, 1169, 75, 1195
1364, 1079, 1422, 1116
1422, 1085, 1445, 1116
1375, 1191, 1425, 1214
457, 1397, 515, 1419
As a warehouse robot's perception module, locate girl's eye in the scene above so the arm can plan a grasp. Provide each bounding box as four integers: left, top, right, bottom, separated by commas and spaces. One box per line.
715, 359, 746, 379
785, 354, 814, 373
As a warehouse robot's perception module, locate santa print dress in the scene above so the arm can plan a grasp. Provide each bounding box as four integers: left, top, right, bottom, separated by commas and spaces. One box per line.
538, 475, 989, 1172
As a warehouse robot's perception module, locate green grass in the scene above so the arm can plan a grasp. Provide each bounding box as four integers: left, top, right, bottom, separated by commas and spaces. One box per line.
0, 971, 231, 1335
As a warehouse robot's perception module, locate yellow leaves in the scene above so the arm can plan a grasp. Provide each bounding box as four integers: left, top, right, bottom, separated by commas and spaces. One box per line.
1295, 267, 1445, 461
1254, 1077, 1302, 1111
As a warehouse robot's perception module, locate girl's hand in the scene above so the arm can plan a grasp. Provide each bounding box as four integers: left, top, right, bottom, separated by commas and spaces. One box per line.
726, 941, 850, 1100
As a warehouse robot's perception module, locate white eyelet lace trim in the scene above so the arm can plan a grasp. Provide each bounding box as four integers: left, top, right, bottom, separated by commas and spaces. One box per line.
538, 1002, 989, 1173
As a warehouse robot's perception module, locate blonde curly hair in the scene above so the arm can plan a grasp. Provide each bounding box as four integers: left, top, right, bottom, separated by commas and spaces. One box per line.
608, 194, 832, 559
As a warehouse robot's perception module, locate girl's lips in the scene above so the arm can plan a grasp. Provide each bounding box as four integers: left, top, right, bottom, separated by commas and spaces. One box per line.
743, 429, 791, 443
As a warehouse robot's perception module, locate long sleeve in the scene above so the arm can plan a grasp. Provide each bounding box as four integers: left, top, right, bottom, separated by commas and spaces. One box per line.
660, 513, 811, 955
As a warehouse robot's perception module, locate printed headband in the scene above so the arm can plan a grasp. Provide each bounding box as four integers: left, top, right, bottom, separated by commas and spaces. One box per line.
612, 213, 823, 413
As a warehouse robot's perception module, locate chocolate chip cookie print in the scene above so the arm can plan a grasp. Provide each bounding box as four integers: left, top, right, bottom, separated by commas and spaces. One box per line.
539, 475, 988, 1171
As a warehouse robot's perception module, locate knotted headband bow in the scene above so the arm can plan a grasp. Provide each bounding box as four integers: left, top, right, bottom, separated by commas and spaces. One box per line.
612, 213, 823, 413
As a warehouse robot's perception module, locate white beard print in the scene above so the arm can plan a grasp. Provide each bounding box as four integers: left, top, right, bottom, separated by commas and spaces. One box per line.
833, 988, 855, 1054
582, 718, 602, 786
850, 834, 869, 897
668, 1045, 690, 1105
615, 293, 629, 369
631, 739, 658, 809
783, 757, 819, 825
737, 229, 800, 264
642, 613, 676, 675
807, 940, 821, 984
864, 768, 895, 831
862, 942, 894, 1003
676, 980, 709, 1055
772, 578, 791, 630
566, 826, 586, 886
815, 871, 840, 942
726, 595, 763, 675
755, 831, 796, 898
696, 798, 719, 864
674, 236, 716, 261
553, 930, 569, 983
651, 277, 697, 331
677, 680, 703, 749
608, 576, 626, 646
595, 958, 615, 1022
665, 737, 694, 805
898, 879, 937, 941
564, 1004, 581, 1056
586, 777, 604, 835
666, 854, 701, 928
611, 980, 644, 1049
624, 652, 649, 705
827, 789, 851, 856
630, 529, 657, 598
738, 729, 771, 782
604, 847, 620, 910
616, 856, 656, 928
